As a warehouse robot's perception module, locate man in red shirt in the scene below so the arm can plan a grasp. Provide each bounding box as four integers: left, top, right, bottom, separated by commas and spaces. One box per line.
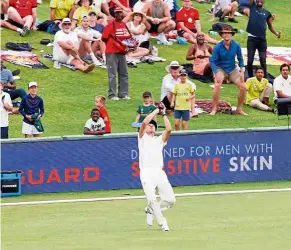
7, 0, 38, 36
176, 0, 217, 44
102, 7, 131, 101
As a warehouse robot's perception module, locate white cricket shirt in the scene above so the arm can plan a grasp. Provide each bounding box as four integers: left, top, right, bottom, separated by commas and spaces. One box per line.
138, 133, 166, 169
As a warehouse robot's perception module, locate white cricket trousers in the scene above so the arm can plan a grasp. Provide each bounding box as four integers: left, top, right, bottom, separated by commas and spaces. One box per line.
140, 168, 176, 225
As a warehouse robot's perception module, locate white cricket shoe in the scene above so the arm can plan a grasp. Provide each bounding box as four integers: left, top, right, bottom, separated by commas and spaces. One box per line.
161, 221, 170, 232
145, 207, 154, 226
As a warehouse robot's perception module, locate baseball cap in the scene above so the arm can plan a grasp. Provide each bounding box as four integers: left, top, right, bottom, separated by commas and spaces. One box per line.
28, 82, 38, 88
62, 18, 72, 24
142, 91, 152, 98
88, 10, 97, 16
179, 69, 188, 76
114, 7, 123, 12
149, 120, 157, 130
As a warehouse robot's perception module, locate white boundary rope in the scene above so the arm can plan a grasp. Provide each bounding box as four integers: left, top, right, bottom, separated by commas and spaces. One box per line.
2, 188, 291, 207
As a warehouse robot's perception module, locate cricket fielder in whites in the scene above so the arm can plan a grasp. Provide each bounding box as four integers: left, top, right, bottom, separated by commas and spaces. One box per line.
138, 103, 176, 232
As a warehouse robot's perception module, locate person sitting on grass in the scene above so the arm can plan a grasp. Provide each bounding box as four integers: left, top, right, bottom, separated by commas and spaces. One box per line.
170, 69, 195, 130
273, 63, 291, 103
19, 82, 44, 138
95, 95, 111, 133
135, 91, 157, 125
72, 0, 107, 29
49, 0, 75, 24
245, 67, 274, 113
211, 0, 238, 23
0, 59, 26, 102
126, 11, 151, 58
7, 0, 38, 36
83, 108, 106, 135
176, 0, 218, 45
88, 10, 105, 34
53, 18, 95, 73
141, 0, 176, 45
75, 16, 105, 66
1, 0, 24, 35
186, 33, 213, 76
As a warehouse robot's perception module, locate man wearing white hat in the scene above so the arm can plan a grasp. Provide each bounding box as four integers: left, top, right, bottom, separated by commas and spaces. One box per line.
161, 61, 198, 117
19, 82, 44, 138
53, 18, 95, 73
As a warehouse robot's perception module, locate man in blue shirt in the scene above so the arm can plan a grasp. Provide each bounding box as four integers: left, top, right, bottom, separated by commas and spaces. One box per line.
0, 59, 26, 101
19, 82, 44, 138
210, 26, 247, 116
246, 0, 280, 78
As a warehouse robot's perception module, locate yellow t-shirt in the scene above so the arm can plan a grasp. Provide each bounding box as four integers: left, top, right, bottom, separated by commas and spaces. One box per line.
73, 6, 99, 26
246, 77, 269, 104
173, 83, 195, 110
50, 0, 74, 20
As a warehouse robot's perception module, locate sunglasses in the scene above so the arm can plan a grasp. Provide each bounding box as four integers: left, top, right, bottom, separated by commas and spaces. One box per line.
63, 23, 71, 26
171, 66, 180, 70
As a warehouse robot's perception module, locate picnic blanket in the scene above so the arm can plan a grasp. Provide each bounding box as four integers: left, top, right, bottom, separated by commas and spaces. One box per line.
42, 54, 77, 71
1, 50, 48, 69
241, 47, 291, 66
196, 100, 232, 114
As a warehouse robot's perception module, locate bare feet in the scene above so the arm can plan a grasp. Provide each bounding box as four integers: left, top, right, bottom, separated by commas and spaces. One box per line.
209, 110, 217, 115
236, 110, 248, 116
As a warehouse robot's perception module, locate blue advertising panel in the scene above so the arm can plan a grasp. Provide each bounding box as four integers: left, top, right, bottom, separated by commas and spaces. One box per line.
2, 130, 291, 194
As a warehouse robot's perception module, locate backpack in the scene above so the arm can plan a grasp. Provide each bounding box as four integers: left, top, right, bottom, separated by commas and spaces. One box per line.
37, 20, 61, 34
211, 23, 238, 33
5, 42, 32, 51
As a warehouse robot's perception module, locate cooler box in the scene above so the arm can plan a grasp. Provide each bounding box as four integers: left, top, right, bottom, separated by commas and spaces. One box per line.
1, 170, 22, 197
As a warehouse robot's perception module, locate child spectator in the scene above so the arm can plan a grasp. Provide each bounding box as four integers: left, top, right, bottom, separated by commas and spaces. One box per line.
171, 69, 195, 130
95, 95, 111, 133
135, 91, 156, 123
0, 82, 13, 139
84, 108, 106, 135
19, 82, 44, 138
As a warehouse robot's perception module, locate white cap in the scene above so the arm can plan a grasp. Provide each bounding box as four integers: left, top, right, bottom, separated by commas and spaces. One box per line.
62, 18, 72, 24
28, 82, 38, 88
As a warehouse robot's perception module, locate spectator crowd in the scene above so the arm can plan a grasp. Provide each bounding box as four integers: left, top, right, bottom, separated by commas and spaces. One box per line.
1, 0, 291, 139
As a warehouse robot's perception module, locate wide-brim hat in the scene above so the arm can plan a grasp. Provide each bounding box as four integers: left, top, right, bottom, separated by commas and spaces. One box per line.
129, 11, 146, 22
165, 60, 183, 72
219, 26, 236, 37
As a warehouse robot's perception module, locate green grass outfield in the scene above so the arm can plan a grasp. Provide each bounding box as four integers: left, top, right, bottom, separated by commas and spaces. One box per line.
2, 181, 291, 250
1, 1, 291, 138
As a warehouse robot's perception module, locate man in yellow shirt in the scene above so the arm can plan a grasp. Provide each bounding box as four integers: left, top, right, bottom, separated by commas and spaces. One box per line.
246, 67, 274, 112
50, 0, 75, 21
171, 69, 195, 130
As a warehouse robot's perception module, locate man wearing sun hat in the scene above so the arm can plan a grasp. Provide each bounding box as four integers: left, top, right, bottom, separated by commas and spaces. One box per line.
210, 26, 247, 116
161, 60, 197, 117
19, 82, 44, 138
53, 18, 95, 73
102, 7, 131, 101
